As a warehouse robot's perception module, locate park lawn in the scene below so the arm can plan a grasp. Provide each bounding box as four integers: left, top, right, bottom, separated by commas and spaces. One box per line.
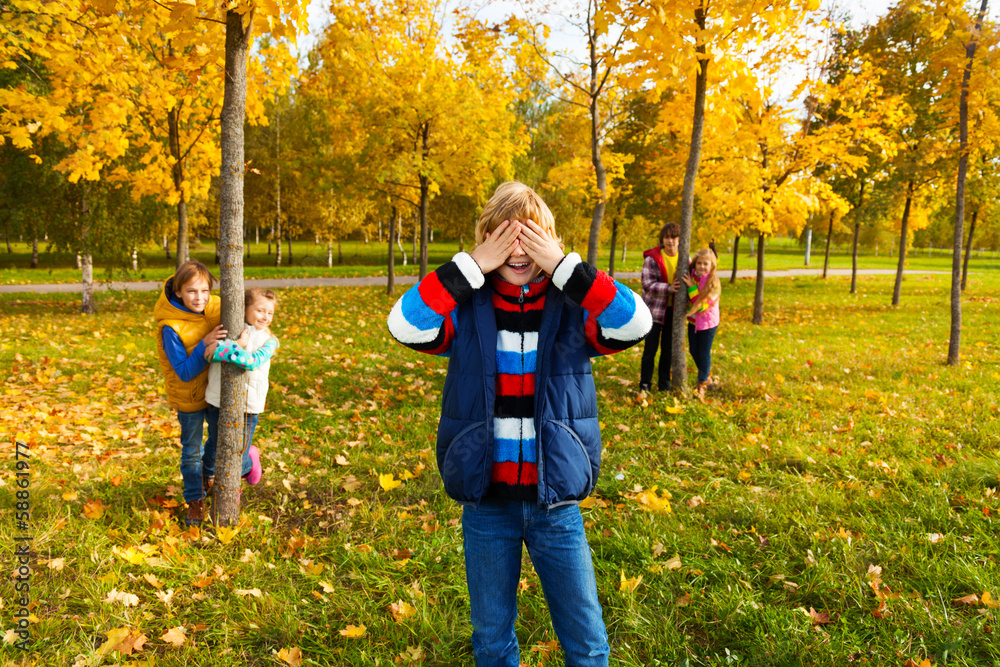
0, 270, 998, 666
2, 237, 999, 286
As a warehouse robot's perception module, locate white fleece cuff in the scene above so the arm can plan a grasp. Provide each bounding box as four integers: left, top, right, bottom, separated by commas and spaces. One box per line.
551, 252, 582, 290
452, 252, 485, 290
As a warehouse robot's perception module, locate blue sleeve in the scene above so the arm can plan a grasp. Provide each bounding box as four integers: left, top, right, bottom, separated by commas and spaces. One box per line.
162, 326, 208, 382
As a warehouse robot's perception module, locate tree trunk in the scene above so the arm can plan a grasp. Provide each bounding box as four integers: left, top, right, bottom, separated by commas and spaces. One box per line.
962, 210, 977, 291
949, 0, 987, 365
4, 232, 10, 253
671, 5, 709, 393
621, 239, 627, 263
822, 211, 834, 279
327, 240, 333, 267
274, 102, 282, 268
80, 189, 95, 315
892, 180, 915, 307
730, 235, 740, 284
337, 238, 342, 264
608, 216, 618, 277
256, 225, 259, 245
213, 9, 252, 527
164, 234, 171, 260
411, 214, 417, 265
286, 230, 293, 265
268, 224, 272, 255
752, 232, 766, 325
132, 246, 138, 272
419, 123, 430, 279
30, 236, 38, 268
168, 100, 189, 267
81, 253, 95, 314
387, 209, 397, 295
398, 215, 407, 266
850, 180, 865, 294
586, 30, 608, 267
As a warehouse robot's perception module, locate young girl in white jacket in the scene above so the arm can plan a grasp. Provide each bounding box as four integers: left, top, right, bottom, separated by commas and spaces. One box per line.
202, 288, 280, 498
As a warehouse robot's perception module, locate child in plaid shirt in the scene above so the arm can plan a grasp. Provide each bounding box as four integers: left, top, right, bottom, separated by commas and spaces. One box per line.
639, 223, 681, 392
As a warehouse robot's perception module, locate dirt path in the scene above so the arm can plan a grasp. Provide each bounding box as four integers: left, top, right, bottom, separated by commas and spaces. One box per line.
0, 268, 949, 294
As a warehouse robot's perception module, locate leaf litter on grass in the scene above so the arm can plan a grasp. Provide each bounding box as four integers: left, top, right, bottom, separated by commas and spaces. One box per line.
1, 277, 999, 665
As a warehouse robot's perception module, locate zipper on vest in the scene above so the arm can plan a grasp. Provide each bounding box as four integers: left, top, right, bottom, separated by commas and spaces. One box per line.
519, 285, 526, 304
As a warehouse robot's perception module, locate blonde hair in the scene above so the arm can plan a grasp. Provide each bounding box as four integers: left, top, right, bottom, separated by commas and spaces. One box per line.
474, 181, 560, 246
245, 287, 277, 309
689, 248, 720, 309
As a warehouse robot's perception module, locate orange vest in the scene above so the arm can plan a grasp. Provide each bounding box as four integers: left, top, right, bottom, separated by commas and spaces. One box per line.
154, 276, 221, 412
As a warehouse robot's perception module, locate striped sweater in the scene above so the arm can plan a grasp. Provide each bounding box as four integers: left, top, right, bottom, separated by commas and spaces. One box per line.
388, 252, 652, 499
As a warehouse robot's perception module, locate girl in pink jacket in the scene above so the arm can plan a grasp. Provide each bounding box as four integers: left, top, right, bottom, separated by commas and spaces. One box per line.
682, 248, 721, 399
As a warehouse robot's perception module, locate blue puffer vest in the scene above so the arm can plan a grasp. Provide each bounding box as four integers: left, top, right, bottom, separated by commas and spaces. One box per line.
435, 285, 602, 508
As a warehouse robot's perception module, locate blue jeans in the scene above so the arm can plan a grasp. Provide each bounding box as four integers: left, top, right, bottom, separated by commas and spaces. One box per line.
462, 500, 610, 667
205, 405, 258, 479
177, 409, 214, 502
687, 324, 717, 384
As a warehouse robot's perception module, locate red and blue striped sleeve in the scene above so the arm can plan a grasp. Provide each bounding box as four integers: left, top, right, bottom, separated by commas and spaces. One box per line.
387, 252, 484, 355
551, 253, 653, 356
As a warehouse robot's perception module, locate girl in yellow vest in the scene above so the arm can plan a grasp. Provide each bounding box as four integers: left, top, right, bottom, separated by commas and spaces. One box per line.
153, 260, 226, 526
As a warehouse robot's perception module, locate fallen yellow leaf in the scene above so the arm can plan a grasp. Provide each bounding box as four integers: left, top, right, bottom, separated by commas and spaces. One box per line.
339, 624, 367, 638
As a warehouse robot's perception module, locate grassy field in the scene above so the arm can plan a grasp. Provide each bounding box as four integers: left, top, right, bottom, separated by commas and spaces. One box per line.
1, 270, 998, 666
2, 236, 999, 285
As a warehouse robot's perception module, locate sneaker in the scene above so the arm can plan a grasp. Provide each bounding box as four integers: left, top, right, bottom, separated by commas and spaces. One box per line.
185, 498, 205, 526
243, 445, 263, 485
639, 383, 651, 393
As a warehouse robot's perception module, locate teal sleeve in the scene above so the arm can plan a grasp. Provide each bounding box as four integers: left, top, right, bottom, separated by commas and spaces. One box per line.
212, 338, 278, 371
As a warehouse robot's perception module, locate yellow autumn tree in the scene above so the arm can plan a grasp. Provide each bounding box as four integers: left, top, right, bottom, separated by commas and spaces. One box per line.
301, 0, 527, 279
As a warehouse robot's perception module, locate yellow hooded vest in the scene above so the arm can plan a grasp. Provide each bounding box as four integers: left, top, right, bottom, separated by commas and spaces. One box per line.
154, 276, 221, 412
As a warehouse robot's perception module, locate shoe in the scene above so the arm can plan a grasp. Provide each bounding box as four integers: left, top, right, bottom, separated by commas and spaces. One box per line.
243, 445, 263, 485
695, 382, 708, 401
185, 498, 205, 526
639, 383, 651, 393
203, 476, 215, 498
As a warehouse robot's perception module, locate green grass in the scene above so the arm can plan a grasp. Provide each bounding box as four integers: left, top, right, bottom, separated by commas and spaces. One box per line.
1, 270, 998, 666
2, 236, 999, 285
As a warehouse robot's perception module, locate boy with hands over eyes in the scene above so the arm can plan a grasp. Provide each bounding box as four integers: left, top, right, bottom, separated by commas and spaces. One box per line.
388, 181, 652, 667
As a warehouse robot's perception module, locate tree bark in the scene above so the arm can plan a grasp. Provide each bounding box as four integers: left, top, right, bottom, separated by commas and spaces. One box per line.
213, 9, 252, 527
949, 0, 987, 365
164, 234, 171, 260
752, 232, 766, 325
671, 5, 708, 393
80, 188, 95, 315
274, 102, 282, 268
892, 180, 914, 307
418, 123, 430, 279
30, 236, 38, 268
132, 246, 138, 272
168, 100, 189, 267
962, 209, 977, 291
337, 238, 342, 264
327, 239, 333, 267
621, 239, 627, 263
730, 235, 740, 284
822, 211, 834, 279
608, 216, 618, 277
850, 180, 865, 294
398, 215, 407, 266
585, 19, 608, 267
286, 230, 293, 265
387, 208, 397, 295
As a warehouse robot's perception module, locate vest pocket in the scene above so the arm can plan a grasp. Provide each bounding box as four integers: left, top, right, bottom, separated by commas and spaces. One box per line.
439, 421, 490, 502
542, 419, 595, 500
